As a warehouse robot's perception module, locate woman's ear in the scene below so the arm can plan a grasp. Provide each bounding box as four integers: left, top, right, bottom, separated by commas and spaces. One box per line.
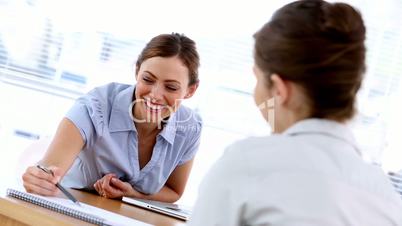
184, 83, 199, 99
270, 74, 289, 105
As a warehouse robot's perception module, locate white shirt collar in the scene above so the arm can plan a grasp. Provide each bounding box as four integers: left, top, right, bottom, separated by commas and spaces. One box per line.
283, 118, 361, 156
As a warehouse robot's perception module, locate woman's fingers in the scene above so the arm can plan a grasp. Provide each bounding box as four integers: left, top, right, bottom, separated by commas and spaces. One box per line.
94, 173, 127, 198
110, 177, 130, 192
95, 174, 123, 198
101, 174, 113, 189
94, 180, 99, 193
95, 175, 113, 197
101, 175, 119, 198
94, 180, 104, 197
103, 183, 121, 197
107, 178, 136, 198
48, 166, 63, 183
110, 178, 142, 198
22, 173, 57, 191
22, 165, 59, 196
24, 183, 59, 196
26, 166, 54, 182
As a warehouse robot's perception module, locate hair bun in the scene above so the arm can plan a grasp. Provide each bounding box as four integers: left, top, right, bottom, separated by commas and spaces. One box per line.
321, 3, 365, 42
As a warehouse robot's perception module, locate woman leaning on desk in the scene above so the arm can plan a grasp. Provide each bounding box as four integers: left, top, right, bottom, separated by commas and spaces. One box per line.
22, 33, 202, 203
189, 0, 402, 225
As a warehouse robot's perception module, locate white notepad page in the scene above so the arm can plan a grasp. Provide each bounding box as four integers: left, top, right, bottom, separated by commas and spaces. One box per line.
5, 188, 150, 226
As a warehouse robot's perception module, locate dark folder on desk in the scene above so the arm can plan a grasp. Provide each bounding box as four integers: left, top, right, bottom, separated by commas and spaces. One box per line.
122, 196, 191, 221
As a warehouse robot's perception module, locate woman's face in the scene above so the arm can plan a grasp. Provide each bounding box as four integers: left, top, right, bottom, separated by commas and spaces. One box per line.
253, 65, 276, 130
134, 56, 197, 123
253, 64, 311, 133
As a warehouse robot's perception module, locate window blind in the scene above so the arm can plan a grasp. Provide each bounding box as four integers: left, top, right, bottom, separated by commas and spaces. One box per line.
0, 0, 401, 169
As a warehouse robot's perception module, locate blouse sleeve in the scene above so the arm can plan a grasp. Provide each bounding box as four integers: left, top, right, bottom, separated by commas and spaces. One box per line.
65, 94, 105, 147
178, 115, 203, 165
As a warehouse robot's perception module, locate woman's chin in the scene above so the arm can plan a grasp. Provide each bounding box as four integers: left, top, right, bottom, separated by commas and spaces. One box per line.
143, 111, 170, 122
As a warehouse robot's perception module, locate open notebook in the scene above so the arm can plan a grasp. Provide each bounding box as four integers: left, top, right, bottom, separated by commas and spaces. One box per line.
122, 196, 191, 221
6, 189, 150, 226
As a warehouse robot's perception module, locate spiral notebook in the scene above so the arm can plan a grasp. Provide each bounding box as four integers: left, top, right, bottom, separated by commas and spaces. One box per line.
6, 189, 150, 226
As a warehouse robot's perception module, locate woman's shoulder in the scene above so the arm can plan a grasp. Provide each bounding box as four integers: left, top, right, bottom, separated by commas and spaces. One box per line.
222, 135, 295, 165
204, 136, 288, 181
72, 82, 133, 122
86, 82, 133, 100
227, 135, 285, 153
77, 82, 133, 108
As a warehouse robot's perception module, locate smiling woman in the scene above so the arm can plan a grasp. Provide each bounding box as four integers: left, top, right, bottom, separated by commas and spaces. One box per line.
134, 56, 196, 123
21, 33, 203, 203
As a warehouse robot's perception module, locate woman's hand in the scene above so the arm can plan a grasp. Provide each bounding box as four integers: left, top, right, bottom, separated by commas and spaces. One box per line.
22, 165, 62, 196
94, 174, 143, 199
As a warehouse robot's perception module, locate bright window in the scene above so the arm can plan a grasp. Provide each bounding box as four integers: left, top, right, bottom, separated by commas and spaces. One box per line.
1, 0, 401, 205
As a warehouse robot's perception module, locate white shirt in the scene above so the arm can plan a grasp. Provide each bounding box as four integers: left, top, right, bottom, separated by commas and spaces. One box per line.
189, 119, 402, 226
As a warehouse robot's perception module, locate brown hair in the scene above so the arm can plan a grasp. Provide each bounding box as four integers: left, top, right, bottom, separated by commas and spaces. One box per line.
136, 33, 200, 86
254, 0, 366, 121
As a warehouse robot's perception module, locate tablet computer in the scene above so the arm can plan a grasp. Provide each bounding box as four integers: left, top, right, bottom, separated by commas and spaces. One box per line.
122, 197, 191, 221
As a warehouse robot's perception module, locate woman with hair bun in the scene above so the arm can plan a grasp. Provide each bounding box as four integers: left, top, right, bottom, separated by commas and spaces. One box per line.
189, 1, 402, 225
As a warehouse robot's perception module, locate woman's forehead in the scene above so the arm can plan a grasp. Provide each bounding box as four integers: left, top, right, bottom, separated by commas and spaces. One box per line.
139, 56, 189, 82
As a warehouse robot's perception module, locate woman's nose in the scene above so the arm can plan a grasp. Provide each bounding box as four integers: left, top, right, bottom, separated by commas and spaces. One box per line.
150, 84, 164, 101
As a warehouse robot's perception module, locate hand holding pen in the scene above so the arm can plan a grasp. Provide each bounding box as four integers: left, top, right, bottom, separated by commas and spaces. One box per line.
36, 165, 81, 206
22, 164, 81, 206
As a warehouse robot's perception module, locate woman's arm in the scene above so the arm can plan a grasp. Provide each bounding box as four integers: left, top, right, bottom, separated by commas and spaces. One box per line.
97, 159, 194, 202
22, 118, 84, 196
142, 158, 195, 202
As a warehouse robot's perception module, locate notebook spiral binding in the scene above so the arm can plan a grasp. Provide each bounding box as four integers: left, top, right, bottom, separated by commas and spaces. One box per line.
6, 188, 107, 225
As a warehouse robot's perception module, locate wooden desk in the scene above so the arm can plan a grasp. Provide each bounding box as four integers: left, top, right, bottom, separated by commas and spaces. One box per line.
0, 189, 186, 226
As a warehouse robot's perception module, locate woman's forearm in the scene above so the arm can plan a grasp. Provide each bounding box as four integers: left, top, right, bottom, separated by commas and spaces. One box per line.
134, 185, 180, 203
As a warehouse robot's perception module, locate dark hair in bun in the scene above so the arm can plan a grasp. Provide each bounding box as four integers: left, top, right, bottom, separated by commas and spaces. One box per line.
254, 0, 366, 121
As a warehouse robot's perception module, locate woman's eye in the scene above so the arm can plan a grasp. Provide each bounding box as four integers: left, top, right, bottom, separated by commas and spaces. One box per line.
166, 86, 178, 91
143, 77, 153, 83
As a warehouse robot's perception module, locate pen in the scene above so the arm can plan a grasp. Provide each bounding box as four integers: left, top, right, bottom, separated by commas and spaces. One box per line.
36, 164, 81, 207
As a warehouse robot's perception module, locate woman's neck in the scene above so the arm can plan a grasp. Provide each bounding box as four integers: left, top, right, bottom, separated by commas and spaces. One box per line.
132, 103, 163, 136
275, 111, 307, 133
135, 121, 161, 137
276, 83, 311, 133
274, 98, 311, 133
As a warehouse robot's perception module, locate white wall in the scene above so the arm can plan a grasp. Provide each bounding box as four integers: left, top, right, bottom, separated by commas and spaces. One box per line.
0, 80, 74, 191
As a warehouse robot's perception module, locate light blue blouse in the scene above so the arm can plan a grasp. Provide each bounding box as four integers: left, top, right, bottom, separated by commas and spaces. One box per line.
61, 82, 202, 194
